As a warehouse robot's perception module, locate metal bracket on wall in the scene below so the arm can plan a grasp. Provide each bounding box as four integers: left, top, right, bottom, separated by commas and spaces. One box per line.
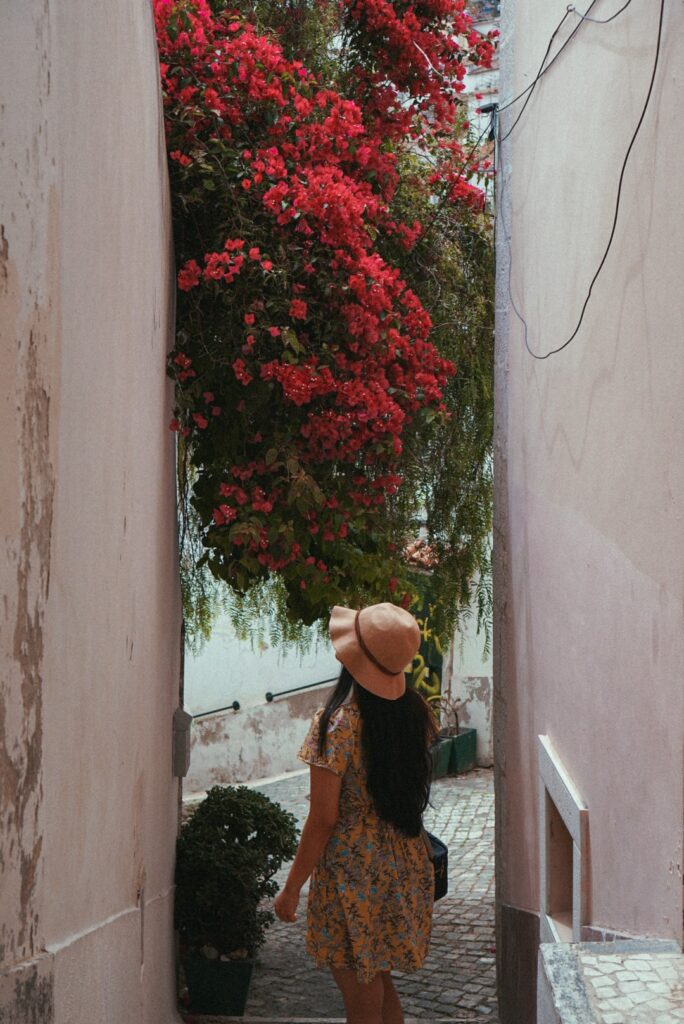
172, 707, 193, 778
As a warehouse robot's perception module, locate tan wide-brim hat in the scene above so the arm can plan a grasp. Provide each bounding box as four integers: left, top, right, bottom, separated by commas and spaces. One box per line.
329, 602, 421, 700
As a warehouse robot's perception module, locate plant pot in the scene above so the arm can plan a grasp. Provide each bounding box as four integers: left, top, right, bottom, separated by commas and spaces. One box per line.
448, 728, 477, 775
182, 953, 254, 1016
431, 737, 452, 779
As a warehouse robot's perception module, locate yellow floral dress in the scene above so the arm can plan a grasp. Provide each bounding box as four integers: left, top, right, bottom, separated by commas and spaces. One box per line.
297, 700, 433, 983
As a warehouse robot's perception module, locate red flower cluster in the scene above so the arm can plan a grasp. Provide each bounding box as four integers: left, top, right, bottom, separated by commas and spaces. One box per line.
341, 0, 496, 140
157, 0, 493, 619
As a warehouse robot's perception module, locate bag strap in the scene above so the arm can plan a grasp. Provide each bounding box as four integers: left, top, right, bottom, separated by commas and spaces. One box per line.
420, 826, 435, 863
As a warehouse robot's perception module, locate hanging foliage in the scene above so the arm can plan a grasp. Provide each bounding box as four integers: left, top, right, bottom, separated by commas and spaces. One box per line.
156, 0, 496, 646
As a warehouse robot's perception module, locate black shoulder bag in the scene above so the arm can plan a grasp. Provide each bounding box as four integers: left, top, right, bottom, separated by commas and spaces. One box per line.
421, 828, 448, 901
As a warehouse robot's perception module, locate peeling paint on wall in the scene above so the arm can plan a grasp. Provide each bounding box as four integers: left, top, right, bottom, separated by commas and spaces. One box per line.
450, 676, 493, 766
1, 204, 57, 967
0, 955, 55, 1023
1, 3, 181, 1019
441, 622, 494, 767
187, 685, 335, 791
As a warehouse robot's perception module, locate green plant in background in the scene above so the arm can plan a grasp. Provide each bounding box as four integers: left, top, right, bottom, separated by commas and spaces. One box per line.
384, 147, 494, 649
427, 693, 477, 776
175, 786, 299, 958
178, 436, 326, 655
234, 0, 341, 81
428, 694, 463, 737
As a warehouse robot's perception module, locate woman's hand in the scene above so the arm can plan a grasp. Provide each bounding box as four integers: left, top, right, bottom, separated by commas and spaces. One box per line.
274, 885, 300, 922
273, 764, 341, 923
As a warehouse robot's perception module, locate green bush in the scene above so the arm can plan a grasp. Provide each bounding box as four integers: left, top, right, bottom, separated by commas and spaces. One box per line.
175, 785, 299, 957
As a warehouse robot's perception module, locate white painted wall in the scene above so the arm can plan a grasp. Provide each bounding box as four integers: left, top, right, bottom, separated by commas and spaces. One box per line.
184, 610, 338, 788
185, 612, 339, 716
184, 614, 339, 789
186, 683, 337, 793
186, 595, 493, 786
443, 594, 494, 766
0, 4, 181, 1021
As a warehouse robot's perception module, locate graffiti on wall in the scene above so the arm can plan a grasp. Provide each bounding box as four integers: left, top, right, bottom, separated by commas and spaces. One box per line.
408, 593, 444, 702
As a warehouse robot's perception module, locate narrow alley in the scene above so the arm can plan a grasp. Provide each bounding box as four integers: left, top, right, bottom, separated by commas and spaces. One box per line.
186, 767, 498, 1023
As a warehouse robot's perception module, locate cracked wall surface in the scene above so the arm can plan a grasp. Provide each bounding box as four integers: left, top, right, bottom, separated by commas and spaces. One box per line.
0, 3, 182, 1021
0, 1, 56, 975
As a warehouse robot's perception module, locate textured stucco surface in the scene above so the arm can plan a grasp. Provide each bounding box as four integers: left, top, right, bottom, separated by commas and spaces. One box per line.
0, 2, 181, 1021
441, 593, 494, 767
494, 0, 683, 988
0, 0, 56, 974
186, 684, 336, 790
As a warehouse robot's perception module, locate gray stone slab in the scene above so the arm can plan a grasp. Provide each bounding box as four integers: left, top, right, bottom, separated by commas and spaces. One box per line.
578, 941, 680, 956
538, 945, 596, 1024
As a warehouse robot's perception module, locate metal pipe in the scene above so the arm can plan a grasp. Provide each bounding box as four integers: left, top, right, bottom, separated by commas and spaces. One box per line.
265, 677, 338, 703
192, 700, 240, 720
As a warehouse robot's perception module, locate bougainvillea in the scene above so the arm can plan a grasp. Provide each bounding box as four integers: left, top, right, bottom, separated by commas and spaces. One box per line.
157, 0, 496, 631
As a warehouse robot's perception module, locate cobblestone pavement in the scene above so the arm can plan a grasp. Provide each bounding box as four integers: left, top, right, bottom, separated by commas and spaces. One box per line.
237, 767, 499, 1022
578, 944, 684, 1023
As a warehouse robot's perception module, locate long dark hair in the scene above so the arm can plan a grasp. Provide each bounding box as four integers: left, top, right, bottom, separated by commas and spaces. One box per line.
318, 667, 437, 837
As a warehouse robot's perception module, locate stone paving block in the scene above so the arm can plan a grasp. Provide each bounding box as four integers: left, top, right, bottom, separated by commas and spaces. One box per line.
540, 942, 684, 1024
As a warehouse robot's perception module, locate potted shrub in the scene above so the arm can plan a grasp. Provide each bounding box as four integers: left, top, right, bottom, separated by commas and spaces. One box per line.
428, 696, 454, 778
429, 696, 477, 776
430, 721, 454, 780
175, 785, 299, 1016
431, 734, 453, 779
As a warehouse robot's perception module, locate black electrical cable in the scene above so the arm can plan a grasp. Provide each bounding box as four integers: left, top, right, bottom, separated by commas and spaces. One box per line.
568, 0, 634, 24
498, 1, 599, 131
498, 0, 665, 360
497, 0, 634, 136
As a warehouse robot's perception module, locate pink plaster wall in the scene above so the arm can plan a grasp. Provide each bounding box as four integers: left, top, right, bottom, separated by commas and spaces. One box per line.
0, 2, 182, 1020
495, 0, 683, 945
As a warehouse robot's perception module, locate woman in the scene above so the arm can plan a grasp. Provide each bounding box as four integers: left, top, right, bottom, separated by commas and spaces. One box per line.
274, 602, 438, 1024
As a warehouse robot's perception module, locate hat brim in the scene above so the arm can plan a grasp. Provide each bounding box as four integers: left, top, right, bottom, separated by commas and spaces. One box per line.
329, 605, 407, 700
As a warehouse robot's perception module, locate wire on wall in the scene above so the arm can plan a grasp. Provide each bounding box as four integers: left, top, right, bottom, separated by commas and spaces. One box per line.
497, 0, 665, 360
497, 1, 634, 130
568, 0, 635, 25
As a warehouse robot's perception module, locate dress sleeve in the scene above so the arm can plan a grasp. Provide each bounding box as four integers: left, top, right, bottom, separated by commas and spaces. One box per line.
297, 706, 354, 777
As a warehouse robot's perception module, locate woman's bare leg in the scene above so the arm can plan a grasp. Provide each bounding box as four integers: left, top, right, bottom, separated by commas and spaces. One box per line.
380, 973, 404, 1024
330, 966, 384, 1024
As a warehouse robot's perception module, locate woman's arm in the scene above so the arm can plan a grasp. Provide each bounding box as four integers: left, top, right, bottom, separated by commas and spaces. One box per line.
274, 764, 342, 922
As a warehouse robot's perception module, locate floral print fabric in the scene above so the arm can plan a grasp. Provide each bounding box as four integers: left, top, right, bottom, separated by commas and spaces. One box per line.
297, 701, 433, 982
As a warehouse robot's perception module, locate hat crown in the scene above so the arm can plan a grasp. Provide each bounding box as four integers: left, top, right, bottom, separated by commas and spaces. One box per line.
329, 602, 421, 700
357, 603, 420, 675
